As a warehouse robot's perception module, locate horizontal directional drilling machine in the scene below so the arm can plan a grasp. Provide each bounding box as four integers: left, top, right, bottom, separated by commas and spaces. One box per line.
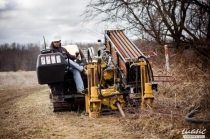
36, 30, 157, 118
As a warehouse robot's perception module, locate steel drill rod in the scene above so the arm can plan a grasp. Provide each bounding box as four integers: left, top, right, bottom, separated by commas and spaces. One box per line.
116, 102, 125, 118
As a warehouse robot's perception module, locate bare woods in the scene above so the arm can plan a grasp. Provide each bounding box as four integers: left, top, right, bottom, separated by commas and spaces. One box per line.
0, 43, 40, 71
0, 42, 100, 72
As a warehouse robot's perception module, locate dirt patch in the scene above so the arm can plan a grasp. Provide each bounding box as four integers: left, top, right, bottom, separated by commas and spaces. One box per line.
0, 71, 209, 139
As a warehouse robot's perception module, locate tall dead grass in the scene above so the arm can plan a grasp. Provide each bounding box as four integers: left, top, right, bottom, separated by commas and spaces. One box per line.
123, 48, 210, 138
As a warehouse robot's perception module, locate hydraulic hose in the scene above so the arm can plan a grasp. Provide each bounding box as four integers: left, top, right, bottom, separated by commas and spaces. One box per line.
185, 106, 210, 123
138, 56, 154, 81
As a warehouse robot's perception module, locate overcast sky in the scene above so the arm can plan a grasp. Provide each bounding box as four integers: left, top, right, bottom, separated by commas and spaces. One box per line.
0, 0, 110, 45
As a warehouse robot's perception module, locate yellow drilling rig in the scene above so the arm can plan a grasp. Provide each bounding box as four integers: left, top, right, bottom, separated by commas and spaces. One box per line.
36, 30, 157, 118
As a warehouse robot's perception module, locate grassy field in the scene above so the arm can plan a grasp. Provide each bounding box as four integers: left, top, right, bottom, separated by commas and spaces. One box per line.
0, 64, 209, 139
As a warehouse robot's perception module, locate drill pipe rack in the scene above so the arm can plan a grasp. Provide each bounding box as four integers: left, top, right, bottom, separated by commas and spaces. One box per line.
103, 30, 156, 109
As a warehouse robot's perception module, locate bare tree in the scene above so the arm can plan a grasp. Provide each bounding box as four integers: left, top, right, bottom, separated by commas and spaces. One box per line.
84, 0, 210, 59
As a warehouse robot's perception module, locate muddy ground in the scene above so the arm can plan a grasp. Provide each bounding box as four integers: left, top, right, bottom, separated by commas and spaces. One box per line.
0, 71, 209, 139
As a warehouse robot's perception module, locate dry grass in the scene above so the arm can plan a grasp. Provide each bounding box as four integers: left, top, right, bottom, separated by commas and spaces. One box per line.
150, 49, 210, 138
0, 71, 40, 89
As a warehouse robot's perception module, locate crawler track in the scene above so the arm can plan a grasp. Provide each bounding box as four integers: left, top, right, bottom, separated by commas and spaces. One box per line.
50, 94, 85, 112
